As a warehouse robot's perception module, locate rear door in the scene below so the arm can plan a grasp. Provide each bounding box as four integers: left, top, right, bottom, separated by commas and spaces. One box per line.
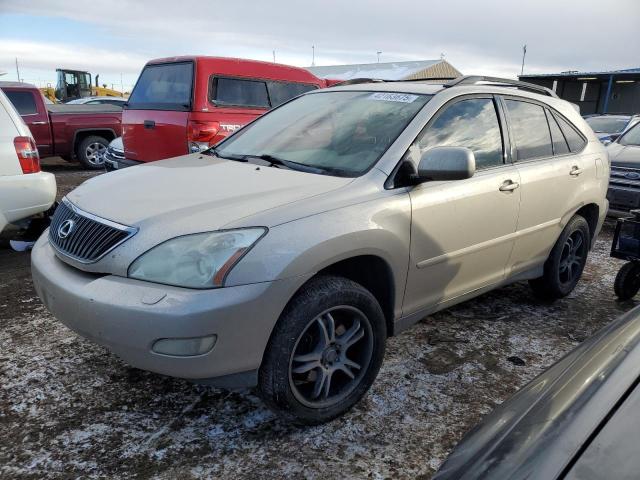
3, 88, 52, 156
123, 61, 194, 162
502, 97, 588, 276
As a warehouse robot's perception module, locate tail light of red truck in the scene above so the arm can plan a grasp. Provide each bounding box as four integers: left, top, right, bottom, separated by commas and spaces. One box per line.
14, 136, 41, 174
188, 120, 221, 153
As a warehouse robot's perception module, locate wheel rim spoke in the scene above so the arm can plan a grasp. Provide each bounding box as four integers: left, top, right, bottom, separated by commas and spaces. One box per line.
289, 306, 373, 407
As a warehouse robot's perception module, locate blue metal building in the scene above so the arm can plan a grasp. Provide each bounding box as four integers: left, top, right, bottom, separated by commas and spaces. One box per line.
520, 67, 640, 115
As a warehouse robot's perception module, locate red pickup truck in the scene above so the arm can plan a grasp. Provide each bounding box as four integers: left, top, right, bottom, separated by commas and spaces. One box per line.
107, 56, 326, 169
0, 82, 122, 169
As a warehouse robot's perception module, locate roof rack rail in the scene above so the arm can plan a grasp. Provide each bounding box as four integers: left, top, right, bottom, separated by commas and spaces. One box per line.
332, 76, 460, 87
331, 78, 386, 86
444, 75, 558, 98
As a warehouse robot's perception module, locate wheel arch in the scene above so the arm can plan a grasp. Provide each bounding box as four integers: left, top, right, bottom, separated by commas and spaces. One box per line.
72, 129, 117, 156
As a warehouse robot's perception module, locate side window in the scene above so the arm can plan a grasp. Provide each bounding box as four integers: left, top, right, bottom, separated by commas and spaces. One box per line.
267, 82, 317, 107
554, 113, 587, 152
5, 91, 37, 115
545, 109, 570, 155
414, 98, 504, 169
212, 77, 270, 108
505, 100, 553, 161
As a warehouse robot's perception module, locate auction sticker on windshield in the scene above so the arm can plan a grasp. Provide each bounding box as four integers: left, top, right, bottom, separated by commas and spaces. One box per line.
369, 92, 419, 103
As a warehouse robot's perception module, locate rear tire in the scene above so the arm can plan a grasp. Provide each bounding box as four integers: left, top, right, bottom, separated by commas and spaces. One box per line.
529, 215, 590, 301
614, 262, 640, 300
76, 136, 109, 170
259, 275, 386, 425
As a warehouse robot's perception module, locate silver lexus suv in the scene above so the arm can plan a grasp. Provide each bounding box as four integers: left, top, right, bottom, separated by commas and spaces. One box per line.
32, 76, 609, 424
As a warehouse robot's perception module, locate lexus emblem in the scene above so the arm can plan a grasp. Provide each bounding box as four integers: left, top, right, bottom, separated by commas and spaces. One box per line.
57, 219, 76, 239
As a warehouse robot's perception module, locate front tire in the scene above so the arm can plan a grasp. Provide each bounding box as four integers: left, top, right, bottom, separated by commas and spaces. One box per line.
529, 215, 590, 301
76, 135, 109, 169
259, 275, 386, 425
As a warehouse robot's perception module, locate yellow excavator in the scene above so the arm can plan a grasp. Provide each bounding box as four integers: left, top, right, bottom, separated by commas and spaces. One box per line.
40, 68, 128, 103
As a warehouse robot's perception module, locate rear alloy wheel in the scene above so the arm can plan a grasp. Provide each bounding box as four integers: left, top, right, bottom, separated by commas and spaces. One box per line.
259, 275, 386, 424
530, 215, 590, 300
76, 136, 109, 169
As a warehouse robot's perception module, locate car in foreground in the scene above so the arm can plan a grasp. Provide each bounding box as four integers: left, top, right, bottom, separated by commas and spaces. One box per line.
0, 89, 56, 234
585, 114, 640, 144
110, 56, 327, 170
0, 81, 122, 169
32, 76, 608, 423
434, 305, 640, 480
606, 122, 640, 216
66, 96, 127, 107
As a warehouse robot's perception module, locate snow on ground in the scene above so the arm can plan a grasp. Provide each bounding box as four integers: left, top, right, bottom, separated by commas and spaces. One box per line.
0, 161, 634, 479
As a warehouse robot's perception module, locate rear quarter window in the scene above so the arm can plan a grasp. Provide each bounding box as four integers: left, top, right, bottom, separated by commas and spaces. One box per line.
211, 77, 270, 108
5, 91, 37, 115
127, 62, 193, 110
554, 113, 587, 152
267, 81, 317, 107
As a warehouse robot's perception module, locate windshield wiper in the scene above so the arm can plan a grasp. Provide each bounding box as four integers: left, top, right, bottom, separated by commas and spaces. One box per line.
204, 147, 247, 162
244, 154, 347, 176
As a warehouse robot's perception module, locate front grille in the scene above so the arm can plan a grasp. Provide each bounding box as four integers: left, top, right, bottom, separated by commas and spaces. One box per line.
49, 199, 137, 263
106, 145, 125, 160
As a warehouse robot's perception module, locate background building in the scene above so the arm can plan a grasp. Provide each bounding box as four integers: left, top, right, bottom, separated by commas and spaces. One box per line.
520, 68, 640, 115
308, 59, 461, 82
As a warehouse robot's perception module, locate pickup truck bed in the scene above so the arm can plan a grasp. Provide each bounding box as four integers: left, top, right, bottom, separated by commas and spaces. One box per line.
0, 81, 122, 170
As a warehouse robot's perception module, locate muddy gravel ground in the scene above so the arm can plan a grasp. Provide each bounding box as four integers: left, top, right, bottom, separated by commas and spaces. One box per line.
0, 159, 635, 479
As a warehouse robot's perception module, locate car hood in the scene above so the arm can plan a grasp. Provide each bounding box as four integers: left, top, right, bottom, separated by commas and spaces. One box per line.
434, 306, 640, 480
67, 154, 352, 231
608, 143, 640, 168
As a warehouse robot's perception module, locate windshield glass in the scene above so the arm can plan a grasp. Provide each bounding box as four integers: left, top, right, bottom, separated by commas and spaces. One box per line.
215, 90, 431, 177
620, 123, 640, 146
586, 116, 629, 133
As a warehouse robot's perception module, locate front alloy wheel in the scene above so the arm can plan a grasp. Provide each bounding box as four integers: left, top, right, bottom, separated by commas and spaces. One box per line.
259, 275, 386, 424
289, 306, 373, 408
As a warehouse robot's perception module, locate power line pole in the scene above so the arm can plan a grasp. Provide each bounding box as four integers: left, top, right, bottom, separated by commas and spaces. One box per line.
312, 45, 315, 66
15, 57, 20, 82
377, 51, 382, 63
520, 44, 527, 77
272, 50, 276, 63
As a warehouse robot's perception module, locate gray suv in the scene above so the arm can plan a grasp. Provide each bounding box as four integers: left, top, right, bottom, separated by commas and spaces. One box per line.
32, 76, 608, 424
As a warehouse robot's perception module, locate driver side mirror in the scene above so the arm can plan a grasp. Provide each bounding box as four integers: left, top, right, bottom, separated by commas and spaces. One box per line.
417, 146, 476, 181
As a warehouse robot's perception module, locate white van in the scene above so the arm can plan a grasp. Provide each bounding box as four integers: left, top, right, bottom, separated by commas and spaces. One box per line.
0, 88, 56, 234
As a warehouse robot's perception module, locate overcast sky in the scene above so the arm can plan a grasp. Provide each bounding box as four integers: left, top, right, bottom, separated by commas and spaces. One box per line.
1, 0, 638, 91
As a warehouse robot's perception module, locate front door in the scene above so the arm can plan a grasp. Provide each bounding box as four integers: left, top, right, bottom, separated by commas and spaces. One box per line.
402, 96, 521, 316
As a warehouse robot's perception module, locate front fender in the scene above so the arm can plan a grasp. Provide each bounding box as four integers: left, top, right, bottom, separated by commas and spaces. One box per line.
226, 193, 412, 315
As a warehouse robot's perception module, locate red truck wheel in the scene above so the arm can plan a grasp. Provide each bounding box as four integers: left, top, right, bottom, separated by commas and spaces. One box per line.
76, 136, 109, 169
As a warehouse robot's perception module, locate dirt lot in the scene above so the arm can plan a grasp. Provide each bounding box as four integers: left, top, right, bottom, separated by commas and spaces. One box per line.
0, 159, 634, 479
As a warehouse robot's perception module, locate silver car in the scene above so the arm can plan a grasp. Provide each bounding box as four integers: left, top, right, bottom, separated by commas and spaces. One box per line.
32, 77, 609, 424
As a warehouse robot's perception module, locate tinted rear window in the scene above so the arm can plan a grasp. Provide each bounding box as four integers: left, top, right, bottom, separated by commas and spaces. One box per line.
212, 77, 270, 108
5, 91, 37, 115
546, 110, 570, 155
505, 99, 553, 161
267, 82, 317, 107
127, 62, 193, 110
554, 113, 587, 152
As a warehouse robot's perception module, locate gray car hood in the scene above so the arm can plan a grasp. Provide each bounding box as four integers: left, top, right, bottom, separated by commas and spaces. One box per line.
608, 143, 640, 168
67, 154, 352, 231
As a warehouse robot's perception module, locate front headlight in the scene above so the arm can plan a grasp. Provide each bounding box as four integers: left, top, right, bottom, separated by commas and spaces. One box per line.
128, 228, 266, 289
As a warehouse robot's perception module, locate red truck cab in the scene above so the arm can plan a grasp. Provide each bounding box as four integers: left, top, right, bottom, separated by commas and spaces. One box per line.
0, 82, 122, 169
117, 56, 326, 168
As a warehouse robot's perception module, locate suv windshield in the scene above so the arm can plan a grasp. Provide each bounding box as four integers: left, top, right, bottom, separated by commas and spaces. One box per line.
215, 90, 431, 177
619, 123, 640, 146
585, 116, 629, 133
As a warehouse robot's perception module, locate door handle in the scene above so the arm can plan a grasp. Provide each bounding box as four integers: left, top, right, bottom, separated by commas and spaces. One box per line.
570, 166, 583, 176
499, 180, 520, 192
143, 120, 155, 129
30, 121, 47, 125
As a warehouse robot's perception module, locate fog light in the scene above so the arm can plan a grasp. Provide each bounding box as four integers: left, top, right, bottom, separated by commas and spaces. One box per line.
152, 335, 217, 357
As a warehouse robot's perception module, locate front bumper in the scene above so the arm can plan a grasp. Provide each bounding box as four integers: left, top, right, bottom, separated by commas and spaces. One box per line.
104, 154, 141, 171
31, 236, 307, 386
607, 184, 640, 217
